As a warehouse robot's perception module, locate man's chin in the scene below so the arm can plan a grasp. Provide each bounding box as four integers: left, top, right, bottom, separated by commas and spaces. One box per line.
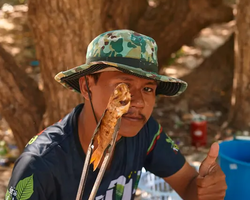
118, 122, 144, 138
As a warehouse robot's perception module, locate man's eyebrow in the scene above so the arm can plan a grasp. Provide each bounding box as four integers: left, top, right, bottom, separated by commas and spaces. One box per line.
116, 76, 157, 85
116, 77, 134, 81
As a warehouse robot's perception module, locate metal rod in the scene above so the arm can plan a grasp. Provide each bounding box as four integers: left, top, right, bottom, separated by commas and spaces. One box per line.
76, 113, 122, 200
88, 118, 121, 200
75, 142, 94, 200
75, 111, 105, 200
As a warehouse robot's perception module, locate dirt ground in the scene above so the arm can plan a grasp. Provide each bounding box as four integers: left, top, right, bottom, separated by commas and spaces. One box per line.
0, 166, 12, 198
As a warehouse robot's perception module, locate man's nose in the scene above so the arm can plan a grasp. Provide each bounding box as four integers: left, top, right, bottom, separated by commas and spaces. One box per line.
130, 90, 145, 108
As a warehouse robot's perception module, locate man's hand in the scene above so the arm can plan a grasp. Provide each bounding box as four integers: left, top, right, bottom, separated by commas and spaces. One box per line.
197, 142, 227, 199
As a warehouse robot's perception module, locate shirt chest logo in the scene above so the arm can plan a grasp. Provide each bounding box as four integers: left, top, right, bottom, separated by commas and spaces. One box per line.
95, 170, 141, 200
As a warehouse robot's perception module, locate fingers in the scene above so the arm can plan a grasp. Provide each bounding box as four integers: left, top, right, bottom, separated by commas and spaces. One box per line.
199, 142, 219, 177
196, 143, 227, 200
197, 180, 227, 195
197, 192, 226, 200
206, 142, 219, 163
197, 166, 226, 187
196, 164, 227, 200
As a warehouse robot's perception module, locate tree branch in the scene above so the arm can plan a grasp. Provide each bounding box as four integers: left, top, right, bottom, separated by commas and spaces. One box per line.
0, 44, 45, 150
136, 0, 233, 65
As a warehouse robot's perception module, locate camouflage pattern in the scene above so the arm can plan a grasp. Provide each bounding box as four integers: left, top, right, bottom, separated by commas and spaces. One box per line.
55, 29, 188, 96
86, 30, 157, 65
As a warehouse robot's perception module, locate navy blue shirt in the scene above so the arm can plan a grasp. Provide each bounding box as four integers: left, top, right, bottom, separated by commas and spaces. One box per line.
5, 104, 185, 200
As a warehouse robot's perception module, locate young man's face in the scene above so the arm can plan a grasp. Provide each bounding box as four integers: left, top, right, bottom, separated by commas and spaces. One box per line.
89, 71, 157, 137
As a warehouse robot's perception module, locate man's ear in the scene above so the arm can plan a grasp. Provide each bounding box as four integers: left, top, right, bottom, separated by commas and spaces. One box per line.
79, 76, 94, 101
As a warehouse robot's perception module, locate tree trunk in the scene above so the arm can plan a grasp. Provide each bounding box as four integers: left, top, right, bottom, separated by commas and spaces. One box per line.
27, 0, 148, 126
181, 34, 234, 114
154, 34, 234, 120
229, 0, 250, 131
27, 0, 233, 126
0, 45, 45, 151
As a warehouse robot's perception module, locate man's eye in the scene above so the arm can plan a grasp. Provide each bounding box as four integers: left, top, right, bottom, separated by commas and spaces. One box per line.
144, 87, 154, 92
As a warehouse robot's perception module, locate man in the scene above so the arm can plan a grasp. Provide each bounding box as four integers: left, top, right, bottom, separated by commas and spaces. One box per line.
6, 30, 227, 200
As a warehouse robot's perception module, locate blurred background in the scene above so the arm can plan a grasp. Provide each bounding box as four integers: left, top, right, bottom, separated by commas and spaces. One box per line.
0, 0, 249, 199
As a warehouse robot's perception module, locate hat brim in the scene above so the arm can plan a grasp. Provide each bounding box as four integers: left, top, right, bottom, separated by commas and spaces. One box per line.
54, 61, 188, 97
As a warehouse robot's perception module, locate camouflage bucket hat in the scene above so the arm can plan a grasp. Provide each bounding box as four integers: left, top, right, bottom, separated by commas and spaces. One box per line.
55, 29, 188, 96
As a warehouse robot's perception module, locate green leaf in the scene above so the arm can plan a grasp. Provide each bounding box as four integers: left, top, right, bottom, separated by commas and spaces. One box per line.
5, 189, 10, 200
16, 174, 34, 200
166, 138, 172, 143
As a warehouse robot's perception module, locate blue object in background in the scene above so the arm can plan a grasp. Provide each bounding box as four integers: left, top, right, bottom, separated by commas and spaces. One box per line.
219, 140, 250, 200
30, 60, 39, 66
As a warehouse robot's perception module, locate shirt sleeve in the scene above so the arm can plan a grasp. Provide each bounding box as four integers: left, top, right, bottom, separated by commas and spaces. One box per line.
5, 153, 54, 200
143, 117, 186, 178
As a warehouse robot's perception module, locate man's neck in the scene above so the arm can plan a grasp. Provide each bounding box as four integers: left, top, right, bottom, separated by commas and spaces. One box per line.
77, 103, 122, 170
77, 103, 122, 153
77, 103, 98, 154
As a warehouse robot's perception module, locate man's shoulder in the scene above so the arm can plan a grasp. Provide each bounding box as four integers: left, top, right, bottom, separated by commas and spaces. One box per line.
24, 112, 75, 157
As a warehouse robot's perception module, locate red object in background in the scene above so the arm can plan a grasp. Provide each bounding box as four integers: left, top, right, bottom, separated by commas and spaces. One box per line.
191, 120, 207, 147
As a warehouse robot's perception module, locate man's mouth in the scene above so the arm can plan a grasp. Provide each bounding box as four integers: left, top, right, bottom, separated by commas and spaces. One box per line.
122, 114, 145, 122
